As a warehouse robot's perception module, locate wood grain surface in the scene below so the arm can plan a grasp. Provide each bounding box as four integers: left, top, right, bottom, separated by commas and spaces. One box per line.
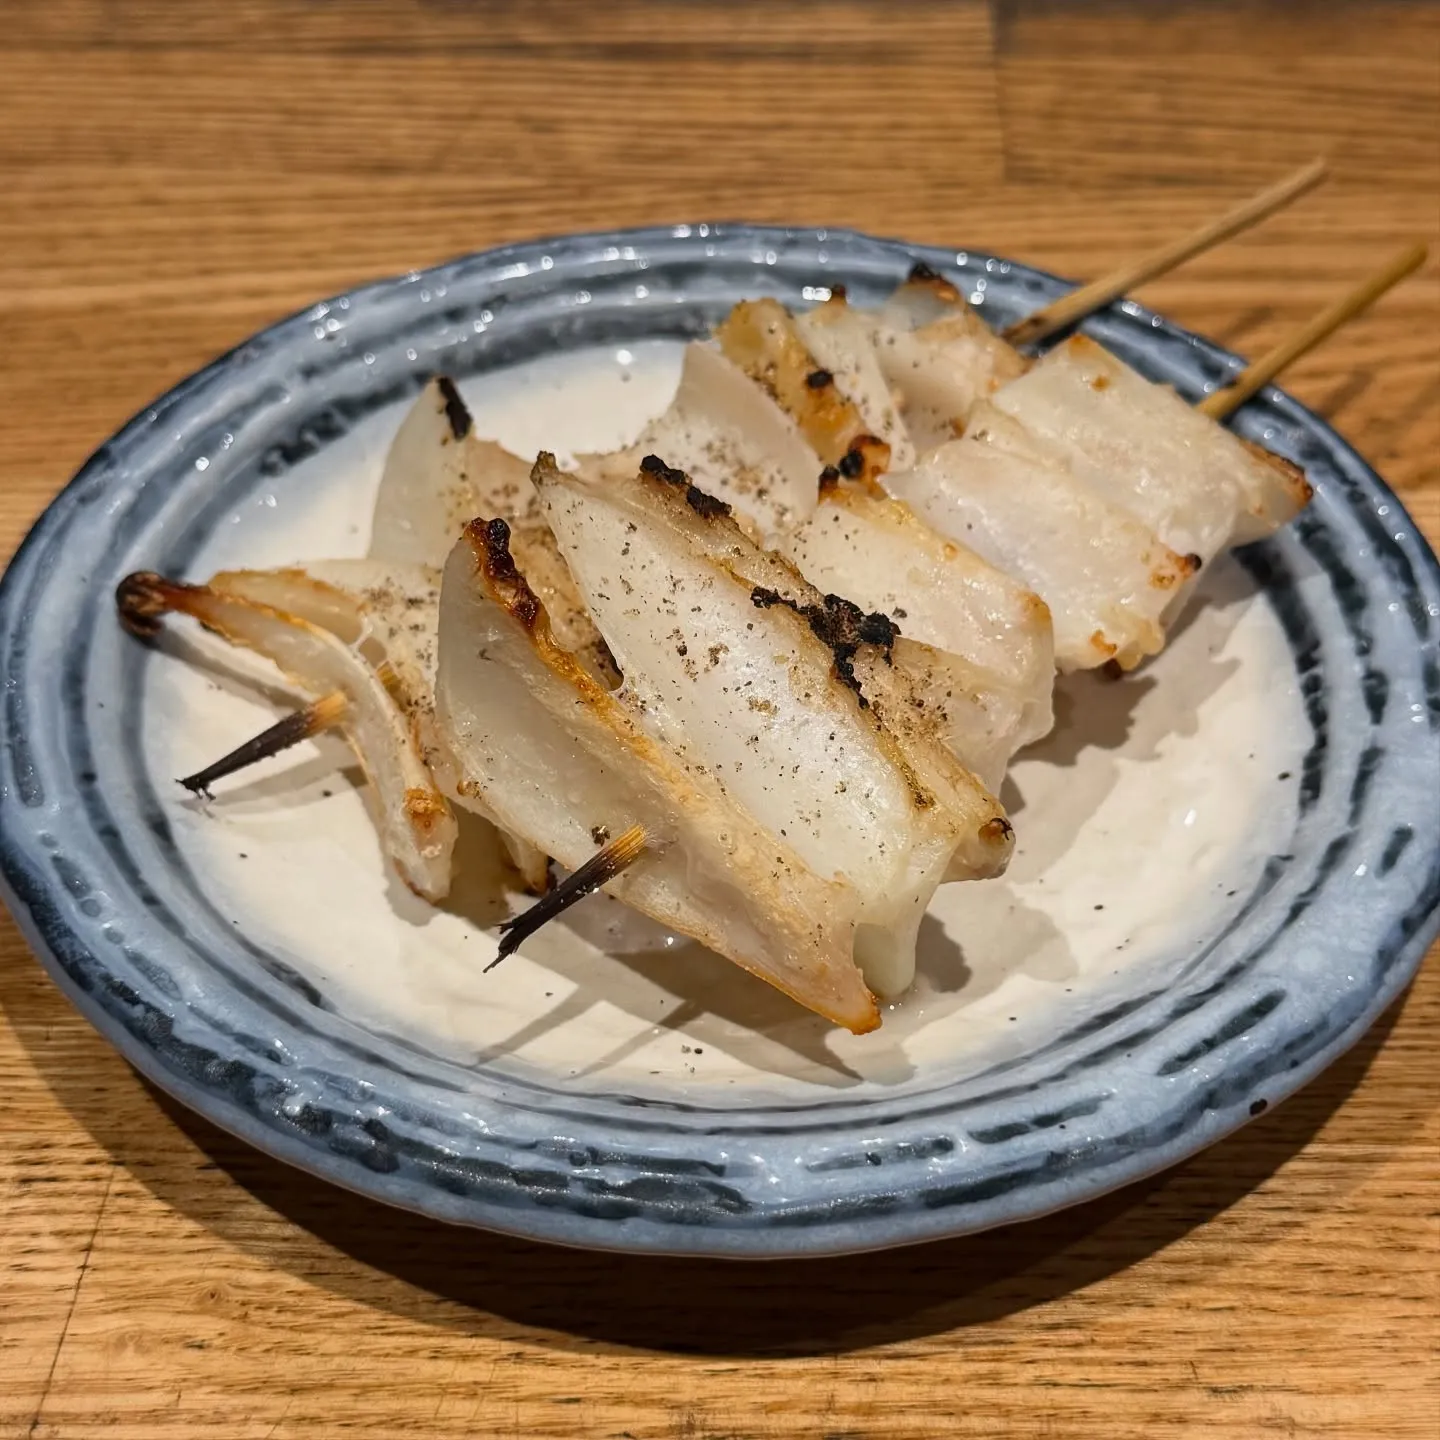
2, 3, 1437, 1437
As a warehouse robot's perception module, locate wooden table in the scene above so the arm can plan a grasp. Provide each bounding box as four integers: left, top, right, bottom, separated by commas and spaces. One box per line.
2, 4, 1436, 1437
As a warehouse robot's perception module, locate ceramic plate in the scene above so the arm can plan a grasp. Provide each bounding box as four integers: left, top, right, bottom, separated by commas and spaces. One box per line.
2, 225, 1436, 1257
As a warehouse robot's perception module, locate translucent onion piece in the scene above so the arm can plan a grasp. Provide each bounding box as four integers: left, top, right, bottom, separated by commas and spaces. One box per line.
990, 334, 1310, 561
714, 298, 889, 478
871, 267, 1029, 444
884, 407, 1195, 672
792, 296, 916, 472
369, 376, 537, 568
780, 481, 1055, 787
366, 378, 615, 689
434, 519, 878, 1031
535, 456, 1011, 996
590, 342, 824, 540
783, 479, 1054, 721
119, 573, 456, 901
207, 562, 548, 892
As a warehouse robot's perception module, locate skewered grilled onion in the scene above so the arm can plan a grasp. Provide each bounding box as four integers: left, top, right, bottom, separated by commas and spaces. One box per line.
116, 570, 457, 901
434, 514, 880, 1032
126, 223, 1409, 1032
535, 453, 1012, 996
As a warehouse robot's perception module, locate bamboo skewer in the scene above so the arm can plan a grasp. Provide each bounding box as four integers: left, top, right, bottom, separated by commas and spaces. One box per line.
176, 663, 395, 797
1003, 158, 1330, 348
179, 689, 351, 797
1198, 240, 1429, 421
488, 825, 650, 967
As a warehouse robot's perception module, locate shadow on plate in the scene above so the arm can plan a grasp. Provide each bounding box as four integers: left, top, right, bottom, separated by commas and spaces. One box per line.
8, 942, 1413, 1359
999, 553, 1252, 876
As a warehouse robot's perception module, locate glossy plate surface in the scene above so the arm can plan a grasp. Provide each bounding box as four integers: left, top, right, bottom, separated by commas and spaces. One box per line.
1, 225, 1436, 1256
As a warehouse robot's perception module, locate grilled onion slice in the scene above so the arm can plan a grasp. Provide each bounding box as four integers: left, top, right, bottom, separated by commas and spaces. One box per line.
779, 475, 1055, 787
791, 294, 917, 472
205, 561, 549, 893
434, 517, 878, 1032
370, 376, 538, 569
369, 377, 614, 688
714, 298, 890, 480
884, 404, 1196, 671
989, 334, 1312, 561
591, 342, 824, 540
535, 454, 1012, 997
870, 265, 1030, 446
116, 570, 457, 901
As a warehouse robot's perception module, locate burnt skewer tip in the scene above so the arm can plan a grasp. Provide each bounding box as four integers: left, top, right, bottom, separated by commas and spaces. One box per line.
178, 688, 351, 797
486, 824, 649, 970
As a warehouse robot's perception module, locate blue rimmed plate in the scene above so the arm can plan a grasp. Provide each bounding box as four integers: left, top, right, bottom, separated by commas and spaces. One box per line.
1, 225, 1436, 1257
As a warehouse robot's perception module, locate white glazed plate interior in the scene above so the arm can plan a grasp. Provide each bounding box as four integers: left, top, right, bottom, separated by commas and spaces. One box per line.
1, 225, 1436, 1257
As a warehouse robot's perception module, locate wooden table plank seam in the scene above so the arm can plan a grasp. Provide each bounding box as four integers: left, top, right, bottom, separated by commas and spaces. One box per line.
21, 1165, 116, 1440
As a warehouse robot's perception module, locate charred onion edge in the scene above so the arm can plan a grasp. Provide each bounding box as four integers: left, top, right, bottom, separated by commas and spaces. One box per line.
750, 585, 899, 707
835, 434, 891, 486
116, 570, 186, 638
903, 261, 966, 306
817, 437, 891, 500
473, 515, 542, 630
434, 375, 473, 441
637, 453, 733, 520
488, 823, 649, 967
1238, 437, 1314, 511
1152, 548, 1202, 591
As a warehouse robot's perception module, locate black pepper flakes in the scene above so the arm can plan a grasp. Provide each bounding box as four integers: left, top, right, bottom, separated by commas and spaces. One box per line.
748, 586, 897, 704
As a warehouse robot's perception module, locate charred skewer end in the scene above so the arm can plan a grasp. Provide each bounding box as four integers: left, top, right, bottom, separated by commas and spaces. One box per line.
176, 689, 352, 797
116, 570, 183, 638
486, 823, 650, 969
